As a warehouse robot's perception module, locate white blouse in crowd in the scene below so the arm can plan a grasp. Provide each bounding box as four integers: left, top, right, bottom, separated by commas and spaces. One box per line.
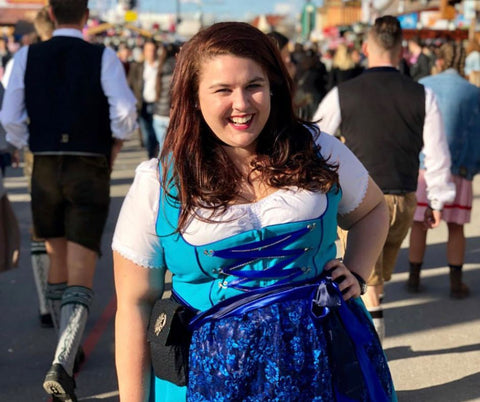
112, 133, 369, 269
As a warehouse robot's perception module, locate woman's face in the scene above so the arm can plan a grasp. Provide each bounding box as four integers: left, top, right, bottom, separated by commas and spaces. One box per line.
197, 55, 271, 155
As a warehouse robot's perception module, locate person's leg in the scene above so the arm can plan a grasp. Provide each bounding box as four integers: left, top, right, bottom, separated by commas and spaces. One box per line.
447, 222, 469, 299
362, 251, 384, 342
145, 116, 159, 159
44, 242, 97, 400
447, 222, 465, 266
407, 221, 427, 292
382, 193, 417, 287
45, 237, 68, 331
140, 103, 159, 159
43, 155, 108, 400
138, 115, 150, 153
31, 236, 52, 327
363, 193, 416, 343
53, 241, 97, 373
24, 150, 53, 327
407, 170, 429, 292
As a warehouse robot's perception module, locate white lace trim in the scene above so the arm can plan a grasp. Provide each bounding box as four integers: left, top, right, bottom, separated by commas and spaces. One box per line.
112, 242, 164, 270
339, 173, 369, 216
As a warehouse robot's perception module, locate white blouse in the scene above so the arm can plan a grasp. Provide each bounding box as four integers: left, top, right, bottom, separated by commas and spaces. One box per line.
112, 133, 369, 269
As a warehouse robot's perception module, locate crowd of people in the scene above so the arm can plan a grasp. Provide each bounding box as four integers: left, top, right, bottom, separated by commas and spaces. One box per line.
0, 0, 479, 401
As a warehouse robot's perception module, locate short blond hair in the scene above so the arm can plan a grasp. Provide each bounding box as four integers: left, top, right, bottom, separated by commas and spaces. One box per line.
34, 6, 54, 41
332, 44, 355, 70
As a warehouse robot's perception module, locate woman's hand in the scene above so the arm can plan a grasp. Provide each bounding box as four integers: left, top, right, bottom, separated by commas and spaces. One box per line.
324, 259, 363, 300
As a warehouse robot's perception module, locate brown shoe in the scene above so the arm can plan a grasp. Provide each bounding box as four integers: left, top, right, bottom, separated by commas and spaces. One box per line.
449, 266, 470, 299
406, 262, 423, 293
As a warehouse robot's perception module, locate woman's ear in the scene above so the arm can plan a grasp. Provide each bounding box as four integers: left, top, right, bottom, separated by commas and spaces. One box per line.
361, 41, 369, 58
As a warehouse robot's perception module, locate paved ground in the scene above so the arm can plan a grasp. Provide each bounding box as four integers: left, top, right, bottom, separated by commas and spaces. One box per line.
1, 137, 479, 401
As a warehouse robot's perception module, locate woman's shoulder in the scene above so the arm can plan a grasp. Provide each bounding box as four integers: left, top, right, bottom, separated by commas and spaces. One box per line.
128, 158, 161, 197
313, 129, 345, 159
135, 158, 159, 175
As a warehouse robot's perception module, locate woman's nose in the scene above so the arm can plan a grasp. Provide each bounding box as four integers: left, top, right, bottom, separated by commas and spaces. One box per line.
232, 89, 249, 110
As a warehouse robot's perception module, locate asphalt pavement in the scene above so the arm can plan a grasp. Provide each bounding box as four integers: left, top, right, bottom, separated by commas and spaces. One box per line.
1, 137, 479, 401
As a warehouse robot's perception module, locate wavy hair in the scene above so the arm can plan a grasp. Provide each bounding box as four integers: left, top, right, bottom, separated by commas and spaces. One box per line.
437, 42, 466, 76
160, 22, 339, 231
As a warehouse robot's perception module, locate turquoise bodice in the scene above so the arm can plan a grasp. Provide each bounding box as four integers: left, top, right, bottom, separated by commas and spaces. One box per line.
155, 185, 341, 312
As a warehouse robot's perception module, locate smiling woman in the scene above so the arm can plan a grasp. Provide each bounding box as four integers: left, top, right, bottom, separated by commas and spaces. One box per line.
112, 21, 396, 402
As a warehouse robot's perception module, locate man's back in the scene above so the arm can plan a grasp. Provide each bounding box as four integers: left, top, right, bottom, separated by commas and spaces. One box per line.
25, 35, 112, 156
337, 68, 425, 193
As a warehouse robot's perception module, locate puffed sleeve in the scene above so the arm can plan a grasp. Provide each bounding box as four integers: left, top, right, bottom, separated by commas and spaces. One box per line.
111, 159, 165, 269
316, 132, 369, 215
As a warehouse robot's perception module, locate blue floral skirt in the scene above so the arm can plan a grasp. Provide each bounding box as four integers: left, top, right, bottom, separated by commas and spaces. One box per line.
182, 297, 396, 402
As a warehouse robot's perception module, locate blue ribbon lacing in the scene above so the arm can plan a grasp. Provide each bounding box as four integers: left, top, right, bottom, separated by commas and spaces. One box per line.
211, 226, 311, 290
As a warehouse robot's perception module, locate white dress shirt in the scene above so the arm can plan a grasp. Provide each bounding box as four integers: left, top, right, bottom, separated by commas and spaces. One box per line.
0, 28, 138, 150
313, 84, 455, 211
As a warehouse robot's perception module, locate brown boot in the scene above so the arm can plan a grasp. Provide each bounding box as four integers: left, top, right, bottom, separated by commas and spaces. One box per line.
406, 262, 422, 293
449, 265, 470, 299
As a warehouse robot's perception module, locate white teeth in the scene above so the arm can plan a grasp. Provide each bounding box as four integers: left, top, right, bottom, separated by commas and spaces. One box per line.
230, 115, 252, 124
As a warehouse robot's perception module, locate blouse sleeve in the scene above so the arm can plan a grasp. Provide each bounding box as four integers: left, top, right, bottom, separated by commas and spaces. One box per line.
111, 159, 165, 269
316, 132, 369, 215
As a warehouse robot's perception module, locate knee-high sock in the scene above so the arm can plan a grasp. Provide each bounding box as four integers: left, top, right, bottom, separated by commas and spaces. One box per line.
53, 286, 94, 376
31, 240, 50, 315
46, 282, 67, 332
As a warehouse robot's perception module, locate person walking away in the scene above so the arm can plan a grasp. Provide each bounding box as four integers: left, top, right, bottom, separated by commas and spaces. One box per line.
313, 16, 455, 342
128, 38, 159, 158
0, 0, 137, 400
152, 42, 178, 148
407, 42, 480, 298
294, 48, 328, 120
407, 36, 433, 81
326, 43, 364, 92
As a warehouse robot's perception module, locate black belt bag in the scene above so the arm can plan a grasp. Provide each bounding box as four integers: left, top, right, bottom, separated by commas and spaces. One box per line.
147, 297, 196, 386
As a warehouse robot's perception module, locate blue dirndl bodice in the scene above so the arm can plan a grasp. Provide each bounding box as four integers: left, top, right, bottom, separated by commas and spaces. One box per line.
151, 180, 396, 402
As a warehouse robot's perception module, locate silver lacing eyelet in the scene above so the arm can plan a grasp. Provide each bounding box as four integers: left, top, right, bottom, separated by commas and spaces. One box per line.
307, 223, 316, 231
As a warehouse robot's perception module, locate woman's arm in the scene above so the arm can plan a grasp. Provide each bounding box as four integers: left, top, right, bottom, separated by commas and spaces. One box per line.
325, 177, 389, 300
114, 251, 165, 402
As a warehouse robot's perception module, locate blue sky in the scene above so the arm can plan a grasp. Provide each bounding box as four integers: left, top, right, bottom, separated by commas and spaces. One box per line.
140, 0, 306, 19
91, 0, 313, 21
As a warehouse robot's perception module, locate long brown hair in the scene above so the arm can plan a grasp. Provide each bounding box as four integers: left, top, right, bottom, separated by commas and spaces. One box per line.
437, 42, 466, 76
160, 22, 338, 231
